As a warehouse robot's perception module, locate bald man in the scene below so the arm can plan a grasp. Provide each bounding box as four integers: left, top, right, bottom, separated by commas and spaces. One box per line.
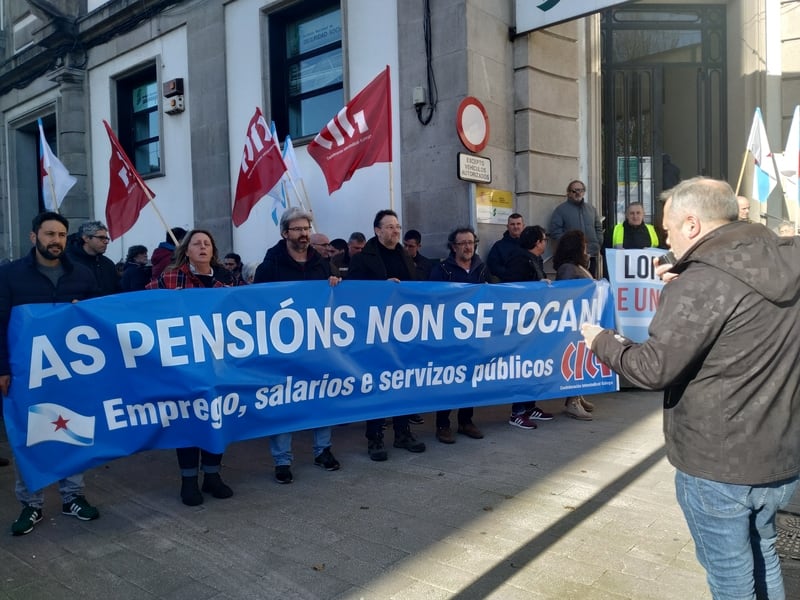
737, 196, 751, 222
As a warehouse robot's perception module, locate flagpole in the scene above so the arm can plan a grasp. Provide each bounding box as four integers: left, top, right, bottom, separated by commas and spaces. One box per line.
734, 150, 749, 196
139, 184, 178, 246
280, 180, 291, 208
298, 179, 312, 212
285, 170, 315, 227
45, 172, 60, 215
388, 161, 394, 212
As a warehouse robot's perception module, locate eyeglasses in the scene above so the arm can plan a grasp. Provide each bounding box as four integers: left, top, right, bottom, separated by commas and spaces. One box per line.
287, 226, 311, 233
569, 188, 586, 194
313, 242, 333, 248
453, 240, 477, 247
89, 235, 111, 242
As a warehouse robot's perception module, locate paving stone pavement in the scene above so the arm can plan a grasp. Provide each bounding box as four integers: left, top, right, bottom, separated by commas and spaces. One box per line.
0, 388, 744, 599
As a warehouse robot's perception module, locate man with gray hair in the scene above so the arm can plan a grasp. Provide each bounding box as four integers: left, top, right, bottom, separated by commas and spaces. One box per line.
582, 177, 800, 598
253, 206, 342, 484
66, 220, 120, 295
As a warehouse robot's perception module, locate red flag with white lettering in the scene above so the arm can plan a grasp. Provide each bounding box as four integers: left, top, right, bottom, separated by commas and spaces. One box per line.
308, 66, 392, 194
232, 108, 287, 227
103, 120, 154, 240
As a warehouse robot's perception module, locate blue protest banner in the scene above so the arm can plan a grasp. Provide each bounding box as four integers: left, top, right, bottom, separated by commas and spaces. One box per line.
4, 279, 617, 489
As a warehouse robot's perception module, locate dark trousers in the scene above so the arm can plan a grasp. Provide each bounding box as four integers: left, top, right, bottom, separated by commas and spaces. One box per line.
365, 415, 410, 439
435, 408, 474, 429
176, 447, 222, 471
511, 401, 537, 415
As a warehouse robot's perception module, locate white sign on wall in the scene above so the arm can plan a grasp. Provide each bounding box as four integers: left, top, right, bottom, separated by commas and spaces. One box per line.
515, 0, 633, 34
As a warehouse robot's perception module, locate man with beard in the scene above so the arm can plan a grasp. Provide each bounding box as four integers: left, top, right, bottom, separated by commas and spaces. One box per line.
254, 207, 342, 483
428, 227, 487, 443
549, 180, 604, 278
0, 211, 100, 536
348, 209, 426, 461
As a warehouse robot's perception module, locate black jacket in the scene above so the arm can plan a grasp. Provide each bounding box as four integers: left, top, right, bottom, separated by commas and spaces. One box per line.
66, 244, 120, 296
591, 221, 800, 485
253, 240, 333, 282
121, 261, 153, 292
411, 253, 434, 280
347, 237, 417, 281
502, 247, 546, 282
0, 249, 98, 375
429, 254, 488, 283
486, 231, 520, 282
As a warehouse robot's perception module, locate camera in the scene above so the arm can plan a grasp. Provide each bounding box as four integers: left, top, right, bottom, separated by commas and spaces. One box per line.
656, 251, 676, 266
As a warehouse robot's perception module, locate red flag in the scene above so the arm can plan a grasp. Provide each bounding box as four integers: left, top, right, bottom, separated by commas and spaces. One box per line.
103, 120, 154, 240
308, 66, 392, 194
232, 108, 287, 227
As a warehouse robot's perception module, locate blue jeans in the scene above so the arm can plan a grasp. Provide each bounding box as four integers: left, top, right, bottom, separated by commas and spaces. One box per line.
269, 427, 332, 466
14, 463, 84, 507
675, 469, 798, 600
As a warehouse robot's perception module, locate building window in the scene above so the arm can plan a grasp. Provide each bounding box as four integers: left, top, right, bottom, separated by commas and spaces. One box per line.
269, 0, 343, 140
116, 63, 161, 176
13, 13, 41, 54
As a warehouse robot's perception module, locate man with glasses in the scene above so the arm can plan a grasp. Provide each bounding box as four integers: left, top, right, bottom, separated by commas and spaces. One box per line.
348, 209, 426, 461
549, 180, 604, 278
66, 220, 120, 295
429, 227, 487, 443
253, 207, 342, 483
310, 233, 335, 258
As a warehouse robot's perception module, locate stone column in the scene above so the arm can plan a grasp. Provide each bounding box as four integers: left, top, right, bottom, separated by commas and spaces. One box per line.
49, 55, 89, 221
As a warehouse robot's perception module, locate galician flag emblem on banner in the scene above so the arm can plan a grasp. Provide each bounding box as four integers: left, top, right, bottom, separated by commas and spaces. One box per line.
27, 403, 95, 447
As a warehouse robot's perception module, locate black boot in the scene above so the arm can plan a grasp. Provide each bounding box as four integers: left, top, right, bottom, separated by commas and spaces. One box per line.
202, 472, 233, 499
180, 476, 203, 506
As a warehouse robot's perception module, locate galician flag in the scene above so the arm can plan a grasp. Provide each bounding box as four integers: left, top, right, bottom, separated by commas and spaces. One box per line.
27, 403, 95, 447
746, 107, 778, 210
265, 121, 287, 225
780, 105, 799, 218
38, 118, 76, 211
